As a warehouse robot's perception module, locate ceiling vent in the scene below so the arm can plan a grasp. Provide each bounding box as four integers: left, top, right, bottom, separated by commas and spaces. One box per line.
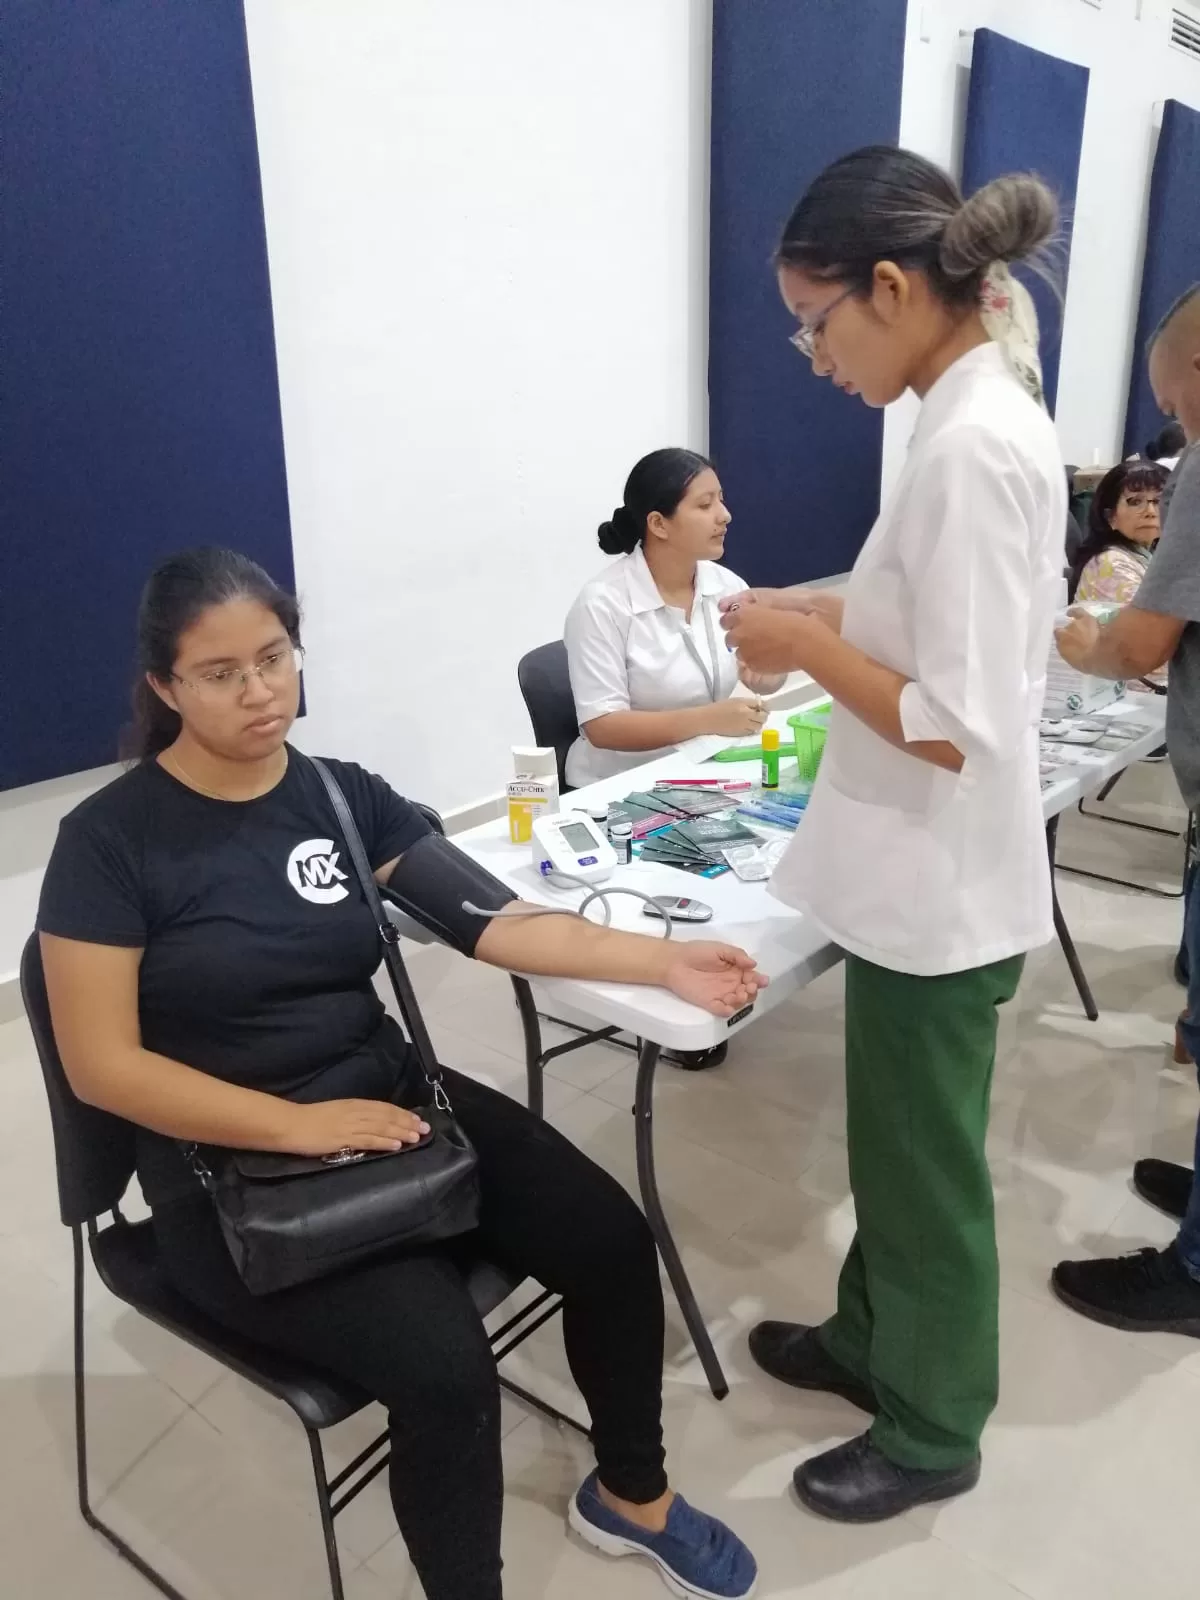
1172, 5, 1200, 60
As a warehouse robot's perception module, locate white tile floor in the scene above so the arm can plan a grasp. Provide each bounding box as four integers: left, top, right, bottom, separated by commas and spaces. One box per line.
4, 766, 1199, 1598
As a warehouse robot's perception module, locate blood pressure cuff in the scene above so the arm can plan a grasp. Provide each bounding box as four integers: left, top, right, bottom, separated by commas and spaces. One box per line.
383, 834, 519, 957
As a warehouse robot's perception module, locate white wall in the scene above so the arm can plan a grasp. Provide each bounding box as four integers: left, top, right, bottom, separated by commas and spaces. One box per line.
884, 0, 1200, 494
244, 0, 712, 807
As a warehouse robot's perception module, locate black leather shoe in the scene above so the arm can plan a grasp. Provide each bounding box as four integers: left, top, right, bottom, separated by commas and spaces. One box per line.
748, 1322, 877, 1414
794, 1432, 980, 1523
1133, 1158, 1194, 1221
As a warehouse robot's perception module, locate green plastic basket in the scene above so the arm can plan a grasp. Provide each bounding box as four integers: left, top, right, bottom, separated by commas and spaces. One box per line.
787, 704, 832, 783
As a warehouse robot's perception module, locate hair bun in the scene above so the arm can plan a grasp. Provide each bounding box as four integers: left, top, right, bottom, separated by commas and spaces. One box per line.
597, 504, 640, 556
940, 174, 1058, 281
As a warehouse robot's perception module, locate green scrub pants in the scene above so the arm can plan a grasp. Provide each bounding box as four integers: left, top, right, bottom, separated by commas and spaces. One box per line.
819, 951, 1024, 1470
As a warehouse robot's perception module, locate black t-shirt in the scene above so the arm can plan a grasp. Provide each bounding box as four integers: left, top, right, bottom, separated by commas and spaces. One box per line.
37, 749, 432, 1206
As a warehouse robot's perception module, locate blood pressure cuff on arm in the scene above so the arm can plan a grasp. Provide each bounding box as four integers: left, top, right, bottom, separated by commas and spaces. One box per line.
383, 834, 519, 957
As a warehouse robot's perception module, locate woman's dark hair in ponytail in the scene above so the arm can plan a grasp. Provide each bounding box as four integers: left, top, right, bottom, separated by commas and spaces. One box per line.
777, 145, 1058, 308
597, 448, 714, 555
125, 547, 301, 761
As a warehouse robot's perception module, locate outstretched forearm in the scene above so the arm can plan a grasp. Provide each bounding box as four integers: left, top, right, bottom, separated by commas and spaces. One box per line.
475, 909, 674, 984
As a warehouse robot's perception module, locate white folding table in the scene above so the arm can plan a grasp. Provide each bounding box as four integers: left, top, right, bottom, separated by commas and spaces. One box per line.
449, 695, 1168, 1398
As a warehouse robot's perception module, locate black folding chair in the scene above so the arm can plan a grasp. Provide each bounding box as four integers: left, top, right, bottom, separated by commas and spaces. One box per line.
20, 919, 586, 1600
1054, 687, 1194, 899
517, 641, 579, 794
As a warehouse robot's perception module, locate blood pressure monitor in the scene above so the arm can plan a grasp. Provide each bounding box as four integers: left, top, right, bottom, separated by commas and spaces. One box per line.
531, 811, 618, 884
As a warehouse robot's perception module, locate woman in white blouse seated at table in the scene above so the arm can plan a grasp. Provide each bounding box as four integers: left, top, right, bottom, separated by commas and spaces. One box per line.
564, 449, 785, 788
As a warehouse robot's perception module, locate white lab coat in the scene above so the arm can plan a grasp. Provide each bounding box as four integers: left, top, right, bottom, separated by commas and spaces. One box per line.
770, 343, 1065, 976
564, 545, 748, 788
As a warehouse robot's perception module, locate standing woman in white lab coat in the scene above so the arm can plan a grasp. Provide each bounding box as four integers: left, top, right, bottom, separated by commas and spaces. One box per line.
722, 147, 1064, 1523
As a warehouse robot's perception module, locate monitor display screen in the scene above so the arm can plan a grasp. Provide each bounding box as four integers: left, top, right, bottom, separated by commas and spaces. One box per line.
559, 820, 598, 853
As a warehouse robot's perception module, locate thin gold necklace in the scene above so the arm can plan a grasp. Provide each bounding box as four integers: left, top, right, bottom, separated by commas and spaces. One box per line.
163, 747, 287, 802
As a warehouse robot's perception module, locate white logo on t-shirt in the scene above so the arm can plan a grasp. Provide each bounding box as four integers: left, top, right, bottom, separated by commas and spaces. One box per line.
287, 838, 350, 905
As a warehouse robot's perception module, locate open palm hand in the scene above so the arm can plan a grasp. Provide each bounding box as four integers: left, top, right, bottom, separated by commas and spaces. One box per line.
663, 943, 768, 1016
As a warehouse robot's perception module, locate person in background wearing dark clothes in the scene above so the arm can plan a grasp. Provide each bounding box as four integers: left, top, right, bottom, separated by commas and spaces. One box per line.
36, 548, 763, 1600
1053, 284, 1200, 1334
1147, 422, 1197, 995
1146, 419, 1187, 468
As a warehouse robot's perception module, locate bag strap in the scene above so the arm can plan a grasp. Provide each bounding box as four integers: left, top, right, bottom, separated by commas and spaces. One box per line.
310, 758, 448, 1104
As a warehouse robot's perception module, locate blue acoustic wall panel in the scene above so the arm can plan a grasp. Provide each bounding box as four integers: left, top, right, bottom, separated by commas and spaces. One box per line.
961, 29, 1090, 415
0, 1, 295, 790
1125, 99, 1200, 457
709, 0, 907, 587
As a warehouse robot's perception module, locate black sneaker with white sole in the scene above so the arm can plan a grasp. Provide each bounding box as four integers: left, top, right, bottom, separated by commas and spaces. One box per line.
1052, 1244, 1200, 1336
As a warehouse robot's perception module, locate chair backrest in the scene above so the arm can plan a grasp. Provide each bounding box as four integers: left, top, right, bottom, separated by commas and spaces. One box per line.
19, 934, 138, 1227
415, 803, 446, 836
517, 641, 579, 793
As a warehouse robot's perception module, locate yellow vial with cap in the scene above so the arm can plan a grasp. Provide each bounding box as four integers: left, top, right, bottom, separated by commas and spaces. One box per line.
761, 727, 781, 790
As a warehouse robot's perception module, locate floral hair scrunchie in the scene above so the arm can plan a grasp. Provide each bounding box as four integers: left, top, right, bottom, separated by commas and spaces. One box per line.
980, 262, 1046, 410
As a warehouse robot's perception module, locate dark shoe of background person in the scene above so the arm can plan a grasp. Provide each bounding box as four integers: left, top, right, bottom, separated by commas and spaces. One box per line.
793, 1433, 980, 1523
1133, 1158, 1194, 1221
666, 1042, 729, 1072
1174, 1016, 1193, 1065
748, 1322, 878, 1414
1051, 1244, 1200, 1336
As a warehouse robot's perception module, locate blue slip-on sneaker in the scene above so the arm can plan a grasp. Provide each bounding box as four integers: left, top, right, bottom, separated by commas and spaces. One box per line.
568, 1470, 757, 1599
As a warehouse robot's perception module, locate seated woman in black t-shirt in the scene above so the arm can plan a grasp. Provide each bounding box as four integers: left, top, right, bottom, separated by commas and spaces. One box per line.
37, 549, 764, 1600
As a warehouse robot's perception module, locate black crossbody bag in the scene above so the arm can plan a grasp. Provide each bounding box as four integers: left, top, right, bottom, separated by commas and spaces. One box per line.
184, 760, 480, 1295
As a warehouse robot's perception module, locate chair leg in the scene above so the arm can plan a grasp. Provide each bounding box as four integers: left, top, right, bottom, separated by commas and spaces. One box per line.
307, 1428, 347, 1600
72, 1226, 190, 1600
1066, 777, 1190, 896
498, 1376, 591, 1438
73, 1225, 91, 1525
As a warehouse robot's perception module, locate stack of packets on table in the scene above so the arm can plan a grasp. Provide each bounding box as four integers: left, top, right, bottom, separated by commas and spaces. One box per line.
1044, 600, 1125, 717
622, 783, 807, 879
637, 810, 760, 880
1038, 714, 1157, 792
617, 787, 738, 839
